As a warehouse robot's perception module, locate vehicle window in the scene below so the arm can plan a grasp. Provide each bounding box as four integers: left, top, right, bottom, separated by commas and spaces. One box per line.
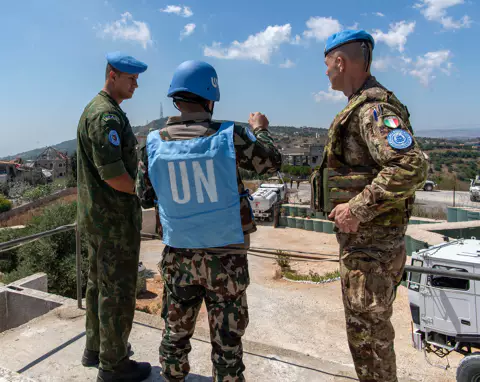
430, 265, 470, 291
408, 259, 423, 292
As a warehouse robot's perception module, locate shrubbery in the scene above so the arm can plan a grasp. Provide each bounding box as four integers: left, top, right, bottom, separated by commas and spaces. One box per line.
0, 194, 12, 213
281, 165, 312, 178
0, 201, 89, 298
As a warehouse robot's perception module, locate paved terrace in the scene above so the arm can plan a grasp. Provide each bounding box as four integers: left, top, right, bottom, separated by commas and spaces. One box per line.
3, 216, 480, 381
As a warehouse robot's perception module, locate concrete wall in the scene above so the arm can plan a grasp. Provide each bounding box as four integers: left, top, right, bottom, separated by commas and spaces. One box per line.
142, 208, 157, 234
0, 289, 6, 332
0, 274, 72, 334
9, 273, 48, 293
0, 187, 76, 223
2, 288, 62, 332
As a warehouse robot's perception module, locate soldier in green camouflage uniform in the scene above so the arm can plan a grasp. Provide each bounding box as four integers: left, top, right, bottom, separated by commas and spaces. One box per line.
136, 61, 282, 382
77, 53, 151, 382
310, 31, 428, 382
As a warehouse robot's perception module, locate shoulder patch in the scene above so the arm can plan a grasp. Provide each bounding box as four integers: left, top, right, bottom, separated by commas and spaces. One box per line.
387, 129, 412, 150
108, 130, 121, 146
244, 127, 257, 143
102, 113, 121, 124
384, 116, 400, 128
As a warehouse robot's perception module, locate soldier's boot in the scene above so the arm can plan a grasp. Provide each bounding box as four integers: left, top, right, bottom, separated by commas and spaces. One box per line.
82, 343, 132, 367
97, 360, 152, 382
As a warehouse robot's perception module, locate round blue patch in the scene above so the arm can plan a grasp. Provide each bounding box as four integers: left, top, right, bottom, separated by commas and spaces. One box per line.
245, 127, 257, 143
387, 129, 412, 150
108, 130, 120, 146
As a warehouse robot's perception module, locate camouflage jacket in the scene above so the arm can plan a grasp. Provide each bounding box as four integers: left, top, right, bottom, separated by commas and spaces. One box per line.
312, 76, 428, 227
77, 91, 141, 236
136, 112, 282, 252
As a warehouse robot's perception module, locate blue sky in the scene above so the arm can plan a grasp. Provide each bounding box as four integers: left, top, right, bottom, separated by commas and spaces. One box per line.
1, 0, 479, 156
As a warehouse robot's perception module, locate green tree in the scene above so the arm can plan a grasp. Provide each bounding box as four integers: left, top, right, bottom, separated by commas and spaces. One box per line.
2, 201, 89, 298
0, 194, 12, 213
66, 151, 77, 188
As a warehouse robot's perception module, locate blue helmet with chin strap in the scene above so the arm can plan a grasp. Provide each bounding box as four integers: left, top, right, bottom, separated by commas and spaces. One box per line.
167, 60, 220, 102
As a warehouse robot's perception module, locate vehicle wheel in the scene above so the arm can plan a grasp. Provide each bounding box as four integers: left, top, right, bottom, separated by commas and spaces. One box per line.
425, 184, 433, 191
471, 195, 477, 202
457, 354, 480, 382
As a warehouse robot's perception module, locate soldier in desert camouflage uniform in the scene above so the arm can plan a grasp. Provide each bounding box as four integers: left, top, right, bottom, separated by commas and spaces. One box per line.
310, 31, 428, 382
136, 60, 281, 382
77, 52, 151, 382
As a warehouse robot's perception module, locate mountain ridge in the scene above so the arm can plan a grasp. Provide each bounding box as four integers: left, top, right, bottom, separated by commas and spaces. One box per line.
2, 118, 478, 160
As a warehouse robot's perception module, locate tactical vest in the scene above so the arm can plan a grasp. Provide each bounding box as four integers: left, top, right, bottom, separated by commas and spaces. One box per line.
311, 84, 414, 224
146, 122, 244, 249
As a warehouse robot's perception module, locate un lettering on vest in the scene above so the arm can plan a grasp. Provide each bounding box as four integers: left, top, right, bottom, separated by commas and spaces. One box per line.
168, 159, 218, 205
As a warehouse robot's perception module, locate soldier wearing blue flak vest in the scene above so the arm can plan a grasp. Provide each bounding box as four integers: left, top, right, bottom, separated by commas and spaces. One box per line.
136, 60, 282, 381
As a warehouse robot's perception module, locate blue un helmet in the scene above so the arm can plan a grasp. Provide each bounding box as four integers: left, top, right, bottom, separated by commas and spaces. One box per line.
167, 60, 220, 102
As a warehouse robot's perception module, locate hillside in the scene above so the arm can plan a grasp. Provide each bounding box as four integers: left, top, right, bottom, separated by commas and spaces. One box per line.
418, 137, 480, 191
2, 119, 479, 190
1, 118, 328, 160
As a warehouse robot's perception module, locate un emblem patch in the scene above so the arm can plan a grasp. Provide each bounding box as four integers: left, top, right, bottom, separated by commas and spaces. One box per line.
108, 130, 121, 146
387, 129, 412, 150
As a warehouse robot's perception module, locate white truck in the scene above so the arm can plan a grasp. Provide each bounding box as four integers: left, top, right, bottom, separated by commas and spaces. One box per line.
407, 238, 480, 381
470, 176, 480, 202
251, 182, 287, 222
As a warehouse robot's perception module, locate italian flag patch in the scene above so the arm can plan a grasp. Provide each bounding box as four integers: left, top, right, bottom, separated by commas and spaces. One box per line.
384, 117, 400, 128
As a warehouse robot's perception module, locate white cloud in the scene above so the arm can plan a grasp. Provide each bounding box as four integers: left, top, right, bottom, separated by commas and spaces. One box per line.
303, 17, 342, 41
279, 59, 295, 69
161, 5, 193, 17
409, 50, 453, 86
372, 56, 394, 71
414, 0, 471, 29
291, 34, 302, 45
313, 86, 346, 103
204, 24, 292, 64
372, 21, 416, 52
101, 12, 152, 49
374, 12, 385, 17
180, 23, 196, 39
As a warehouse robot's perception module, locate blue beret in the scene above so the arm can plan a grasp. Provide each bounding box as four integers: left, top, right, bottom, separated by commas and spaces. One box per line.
106, 52, 148, 74
324, 30, 375, 56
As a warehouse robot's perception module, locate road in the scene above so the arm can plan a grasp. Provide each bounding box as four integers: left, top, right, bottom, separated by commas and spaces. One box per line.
289, 183, 480, 210
414, 189, 479, 209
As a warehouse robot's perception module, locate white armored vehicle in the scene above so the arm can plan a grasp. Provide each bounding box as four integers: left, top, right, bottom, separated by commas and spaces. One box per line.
407, 238, 480, 381
251, 182, 287, 221
470, 176, 480, 202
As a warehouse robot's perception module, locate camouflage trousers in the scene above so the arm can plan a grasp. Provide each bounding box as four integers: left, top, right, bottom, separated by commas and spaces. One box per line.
337, 225, 407, 382
159, 247, 250, 382
85, 230, 140, 371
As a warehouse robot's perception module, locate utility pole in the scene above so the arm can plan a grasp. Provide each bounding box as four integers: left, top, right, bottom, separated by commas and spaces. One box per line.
453, 172, 456, 207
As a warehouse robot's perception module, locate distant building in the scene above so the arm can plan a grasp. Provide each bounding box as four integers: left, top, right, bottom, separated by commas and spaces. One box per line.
282, 144, 324, 168
35, 147, 69, 179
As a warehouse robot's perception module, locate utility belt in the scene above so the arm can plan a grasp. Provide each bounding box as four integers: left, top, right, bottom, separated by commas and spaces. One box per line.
312, 166, 377, 214
311, 166, 413, 226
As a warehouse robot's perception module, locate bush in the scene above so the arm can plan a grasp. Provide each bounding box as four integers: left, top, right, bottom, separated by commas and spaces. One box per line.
0, 194, 12, 213
281, 165, 312, 178
2, 201, 89, 298
66, 176, 77, 188
22, 184, 54, 202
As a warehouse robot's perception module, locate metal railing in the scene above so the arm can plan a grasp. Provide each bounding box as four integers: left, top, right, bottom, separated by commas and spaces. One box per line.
0, 223, 83, 309
2, 223, 480, 314
0, 224, 158, 310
